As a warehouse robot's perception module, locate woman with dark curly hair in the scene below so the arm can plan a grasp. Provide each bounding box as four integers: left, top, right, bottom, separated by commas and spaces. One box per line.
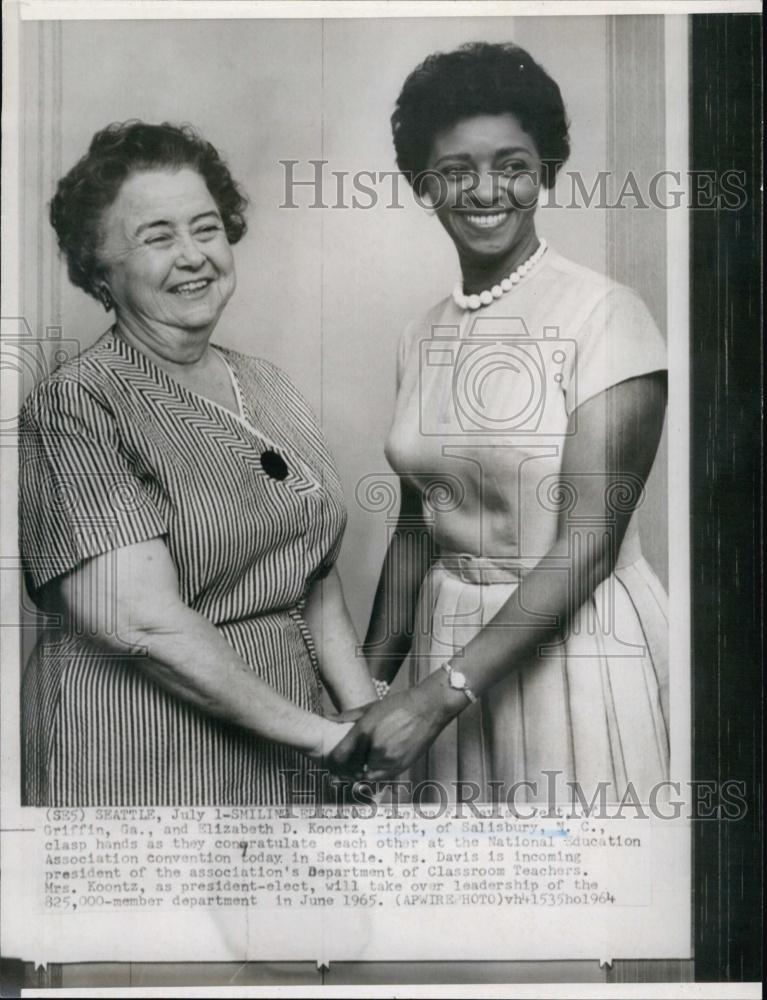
330, 43, 669, 802
19, 121, 374, 805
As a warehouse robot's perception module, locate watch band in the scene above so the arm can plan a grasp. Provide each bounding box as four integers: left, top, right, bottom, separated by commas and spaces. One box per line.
440, 661, 478, 705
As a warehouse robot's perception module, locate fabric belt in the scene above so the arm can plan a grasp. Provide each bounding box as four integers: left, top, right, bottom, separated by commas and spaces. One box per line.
437, 532, 643, 586
436, 552, 525, 586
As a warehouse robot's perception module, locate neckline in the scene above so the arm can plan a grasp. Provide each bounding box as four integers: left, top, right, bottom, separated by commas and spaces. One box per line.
211, 346, 246, 421
449, 245, 553, 323
108, 330, 273, 442
106, 330, 321, 490
454, 237, 548, 308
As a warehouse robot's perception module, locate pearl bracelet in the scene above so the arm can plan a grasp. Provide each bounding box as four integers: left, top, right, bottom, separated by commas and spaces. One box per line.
373, 678, 390, 700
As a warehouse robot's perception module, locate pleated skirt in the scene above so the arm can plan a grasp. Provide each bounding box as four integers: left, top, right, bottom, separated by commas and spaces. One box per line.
407, 548, 669, 804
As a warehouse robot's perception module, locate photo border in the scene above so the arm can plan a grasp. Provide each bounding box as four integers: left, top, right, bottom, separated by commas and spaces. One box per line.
0, 1, 762, 995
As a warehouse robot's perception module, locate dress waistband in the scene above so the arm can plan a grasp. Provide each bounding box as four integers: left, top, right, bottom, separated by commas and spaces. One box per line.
435, 552, 526, 586
436, 533, 644, 587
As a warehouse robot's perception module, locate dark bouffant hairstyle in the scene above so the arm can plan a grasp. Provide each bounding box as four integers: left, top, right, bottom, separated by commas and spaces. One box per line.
49, 121, 249, 299
392, 42, 570, 192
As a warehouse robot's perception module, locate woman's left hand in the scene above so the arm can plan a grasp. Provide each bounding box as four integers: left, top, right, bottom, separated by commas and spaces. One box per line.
326, 687, 449, 781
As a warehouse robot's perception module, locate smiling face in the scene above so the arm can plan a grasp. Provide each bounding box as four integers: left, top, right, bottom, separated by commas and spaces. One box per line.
425, 113, 542, 284
96, 167, 237, 357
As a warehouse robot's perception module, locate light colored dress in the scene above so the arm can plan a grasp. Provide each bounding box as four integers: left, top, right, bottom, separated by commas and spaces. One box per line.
19, 330, 346, 806
384, 249, 669, 802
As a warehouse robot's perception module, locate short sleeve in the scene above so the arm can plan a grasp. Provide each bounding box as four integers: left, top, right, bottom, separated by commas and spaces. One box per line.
19, 378, 167, 595
562, 286, 667, 416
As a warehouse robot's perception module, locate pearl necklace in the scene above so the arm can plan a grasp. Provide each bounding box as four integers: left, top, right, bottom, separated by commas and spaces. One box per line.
452, 238, 548, 311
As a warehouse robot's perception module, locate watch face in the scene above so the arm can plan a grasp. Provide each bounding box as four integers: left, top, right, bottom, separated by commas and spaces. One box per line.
450, 670, 467, 690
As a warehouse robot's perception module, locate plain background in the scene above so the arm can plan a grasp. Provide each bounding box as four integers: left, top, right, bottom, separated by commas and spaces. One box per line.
20, 14, 668, 635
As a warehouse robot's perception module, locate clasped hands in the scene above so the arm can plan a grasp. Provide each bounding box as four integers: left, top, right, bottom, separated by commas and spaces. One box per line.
324, 685, 453, 783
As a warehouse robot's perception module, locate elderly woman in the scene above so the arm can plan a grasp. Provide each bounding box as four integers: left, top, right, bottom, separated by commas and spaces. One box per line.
331, 42, 669, 801
19, 121, 374, 806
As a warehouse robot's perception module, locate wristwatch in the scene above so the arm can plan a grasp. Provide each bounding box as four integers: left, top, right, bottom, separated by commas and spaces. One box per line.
440, 662, 477, 705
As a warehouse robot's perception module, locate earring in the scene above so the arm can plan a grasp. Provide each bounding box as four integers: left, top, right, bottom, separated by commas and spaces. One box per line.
98, 285, 114, 312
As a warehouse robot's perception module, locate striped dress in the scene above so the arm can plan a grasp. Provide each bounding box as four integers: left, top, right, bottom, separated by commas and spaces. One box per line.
18, 330, 346, 806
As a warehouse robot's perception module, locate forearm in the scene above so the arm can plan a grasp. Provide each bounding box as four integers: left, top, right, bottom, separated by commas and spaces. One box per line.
49, 539, 342, 756
363, 525, 433, 682
325, 535, 612, 781
121, 606, 332, 752
304, 568, 376, 711
419, 532, 615, 724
